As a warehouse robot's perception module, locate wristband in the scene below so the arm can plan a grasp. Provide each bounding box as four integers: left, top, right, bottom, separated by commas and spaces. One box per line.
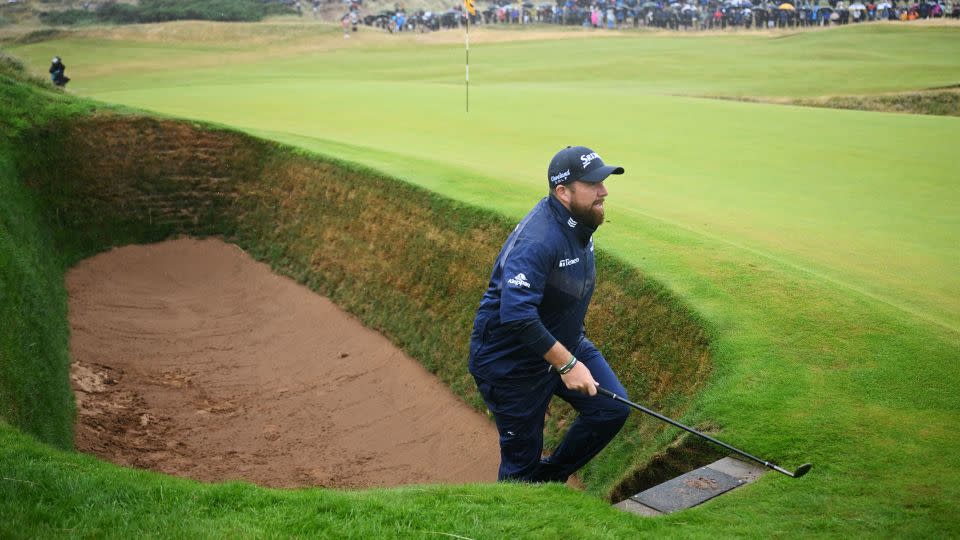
557, 355, 578, 375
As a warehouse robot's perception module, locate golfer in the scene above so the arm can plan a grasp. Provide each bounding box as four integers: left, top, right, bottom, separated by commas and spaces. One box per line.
469, 145, 630, 483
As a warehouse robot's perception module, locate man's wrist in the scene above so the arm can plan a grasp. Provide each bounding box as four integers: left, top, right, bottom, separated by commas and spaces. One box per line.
556, 355, 578, 375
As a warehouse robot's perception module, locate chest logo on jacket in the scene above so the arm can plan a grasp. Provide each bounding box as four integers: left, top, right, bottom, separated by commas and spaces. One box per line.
559, 258, 580, 268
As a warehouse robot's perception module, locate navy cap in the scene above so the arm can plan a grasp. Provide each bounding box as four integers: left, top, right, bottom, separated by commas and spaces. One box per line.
547, 146, 624, 188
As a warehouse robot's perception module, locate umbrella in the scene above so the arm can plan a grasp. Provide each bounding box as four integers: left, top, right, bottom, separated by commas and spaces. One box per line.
640, 1, 659, 7
876, 2, 891, 7
778, 2, 795, 8
848, 2, 866, 8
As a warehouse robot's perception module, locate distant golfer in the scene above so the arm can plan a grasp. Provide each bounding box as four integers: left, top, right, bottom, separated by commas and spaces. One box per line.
469, 146, 630, 483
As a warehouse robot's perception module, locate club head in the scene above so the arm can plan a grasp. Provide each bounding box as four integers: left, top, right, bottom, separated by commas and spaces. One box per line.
792, 463, 812, 478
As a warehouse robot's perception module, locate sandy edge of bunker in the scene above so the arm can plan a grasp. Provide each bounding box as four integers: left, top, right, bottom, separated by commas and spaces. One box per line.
68, 237, 501, 489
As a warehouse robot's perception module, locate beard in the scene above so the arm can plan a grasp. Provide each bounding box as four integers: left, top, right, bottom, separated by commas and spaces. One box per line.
569, 197, 605, 229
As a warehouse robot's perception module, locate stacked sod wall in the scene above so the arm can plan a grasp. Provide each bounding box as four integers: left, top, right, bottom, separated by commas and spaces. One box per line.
4, 103, 713, 496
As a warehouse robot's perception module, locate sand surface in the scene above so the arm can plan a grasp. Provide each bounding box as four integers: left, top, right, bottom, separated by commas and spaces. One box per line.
68, 237, 499, 488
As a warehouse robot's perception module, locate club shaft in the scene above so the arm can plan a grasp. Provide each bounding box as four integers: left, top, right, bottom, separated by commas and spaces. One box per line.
597, 386, 791, 477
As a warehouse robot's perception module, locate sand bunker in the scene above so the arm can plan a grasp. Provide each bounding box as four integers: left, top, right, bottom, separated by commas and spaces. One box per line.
68, 237, 499, 488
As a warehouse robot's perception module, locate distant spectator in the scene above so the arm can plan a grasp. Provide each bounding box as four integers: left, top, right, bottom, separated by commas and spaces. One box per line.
363, 0, 949, 33
49, 56, 69, 87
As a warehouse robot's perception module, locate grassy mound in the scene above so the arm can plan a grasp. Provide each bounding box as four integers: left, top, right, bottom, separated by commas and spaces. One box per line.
1, 58, 711, 513
719, 88, 960, 117
793, 88, 960, 116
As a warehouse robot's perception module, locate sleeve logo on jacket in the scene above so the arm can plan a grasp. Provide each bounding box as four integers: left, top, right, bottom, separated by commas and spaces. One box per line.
507, 273, 531, 288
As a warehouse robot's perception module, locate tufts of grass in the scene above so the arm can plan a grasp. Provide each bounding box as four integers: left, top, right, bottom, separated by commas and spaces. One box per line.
0, 51, 53, 90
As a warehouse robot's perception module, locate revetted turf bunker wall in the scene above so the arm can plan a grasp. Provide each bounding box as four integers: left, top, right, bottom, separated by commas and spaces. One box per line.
8, 114, 712, 497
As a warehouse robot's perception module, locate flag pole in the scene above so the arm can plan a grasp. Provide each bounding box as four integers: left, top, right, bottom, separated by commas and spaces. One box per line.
465, 10, 470, 113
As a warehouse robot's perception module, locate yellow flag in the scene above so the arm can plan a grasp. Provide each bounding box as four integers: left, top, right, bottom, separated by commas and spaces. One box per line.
464, 0, 476, 15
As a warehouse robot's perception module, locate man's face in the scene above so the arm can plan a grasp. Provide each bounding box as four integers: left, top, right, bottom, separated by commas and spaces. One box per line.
563, 180, 608, 229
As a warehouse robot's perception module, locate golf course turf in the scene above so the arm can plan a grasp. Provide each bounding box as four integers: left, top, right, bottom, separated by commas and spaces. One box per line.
1, 19, 959, 537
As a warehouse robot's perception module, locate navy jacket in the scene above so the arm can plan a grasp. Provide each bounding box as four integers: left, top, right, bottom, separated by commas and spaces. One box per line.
469, 195, 597, 382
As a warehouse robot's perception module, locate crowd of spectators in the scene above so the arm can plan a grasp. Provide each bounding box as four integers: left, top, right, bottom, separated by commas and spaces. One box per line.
363, 0, 959, 32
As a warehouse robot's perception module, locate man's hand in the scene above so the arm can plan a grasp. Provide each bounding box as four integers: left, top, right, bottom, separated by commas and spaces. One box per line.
561, 361, 598, 396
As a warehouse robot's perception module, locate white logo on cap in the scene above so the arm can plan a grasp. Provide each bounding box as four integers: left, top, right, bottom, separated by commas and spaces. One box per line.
550, 169, 571, 185
580, 152, 600, 169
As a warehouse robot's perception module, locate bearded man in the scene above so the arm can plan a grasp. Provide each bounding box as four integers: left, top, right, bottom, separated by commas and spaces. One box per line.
468, 146, 630, 483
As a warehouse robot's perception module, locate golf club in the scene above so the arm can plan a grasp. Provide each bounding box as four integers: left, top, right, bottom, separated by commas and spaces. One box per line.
597, 386, 812, 479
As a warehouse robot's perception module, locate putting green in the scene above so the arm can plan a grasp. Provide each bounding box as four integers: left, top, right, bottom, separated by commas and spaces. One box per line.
15, 23, 956, 330
6, 19, 960, 536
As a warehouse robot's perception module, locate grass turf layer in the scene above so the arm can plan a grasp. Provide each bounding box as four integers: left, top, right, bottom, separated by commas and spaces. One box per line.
1, 422, 663, 539
0, 55, 105, 450
1, 64, 710, 516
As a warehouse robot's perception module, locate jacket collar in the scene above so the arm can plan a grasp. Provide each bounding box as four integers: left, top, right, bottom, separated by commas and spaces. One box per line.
547, 195, 595, 246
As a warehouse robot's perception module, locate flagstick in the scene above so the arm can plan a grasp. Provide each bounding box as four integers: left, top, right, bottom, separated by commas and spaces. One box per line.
465, 13, 470, 113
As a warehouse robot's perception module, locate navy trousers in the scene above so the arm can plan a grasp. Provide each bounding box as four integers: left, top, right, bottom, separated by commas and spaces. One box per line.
474, 338, 630, 483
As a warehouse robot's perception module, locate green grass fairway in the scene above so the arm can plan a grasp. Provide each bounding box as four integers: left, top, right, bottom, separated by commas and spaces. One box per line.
5, 20, 960, 537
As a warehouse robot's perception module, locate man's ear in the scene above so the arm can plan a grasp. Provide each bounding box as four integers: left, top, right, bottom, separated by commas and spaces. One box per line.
555, 184, 572, 205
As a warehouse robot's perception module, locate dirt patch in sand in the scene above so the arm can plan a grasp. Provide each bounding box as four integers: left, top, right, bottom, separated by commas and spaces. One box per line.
68, 237, 500, 488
